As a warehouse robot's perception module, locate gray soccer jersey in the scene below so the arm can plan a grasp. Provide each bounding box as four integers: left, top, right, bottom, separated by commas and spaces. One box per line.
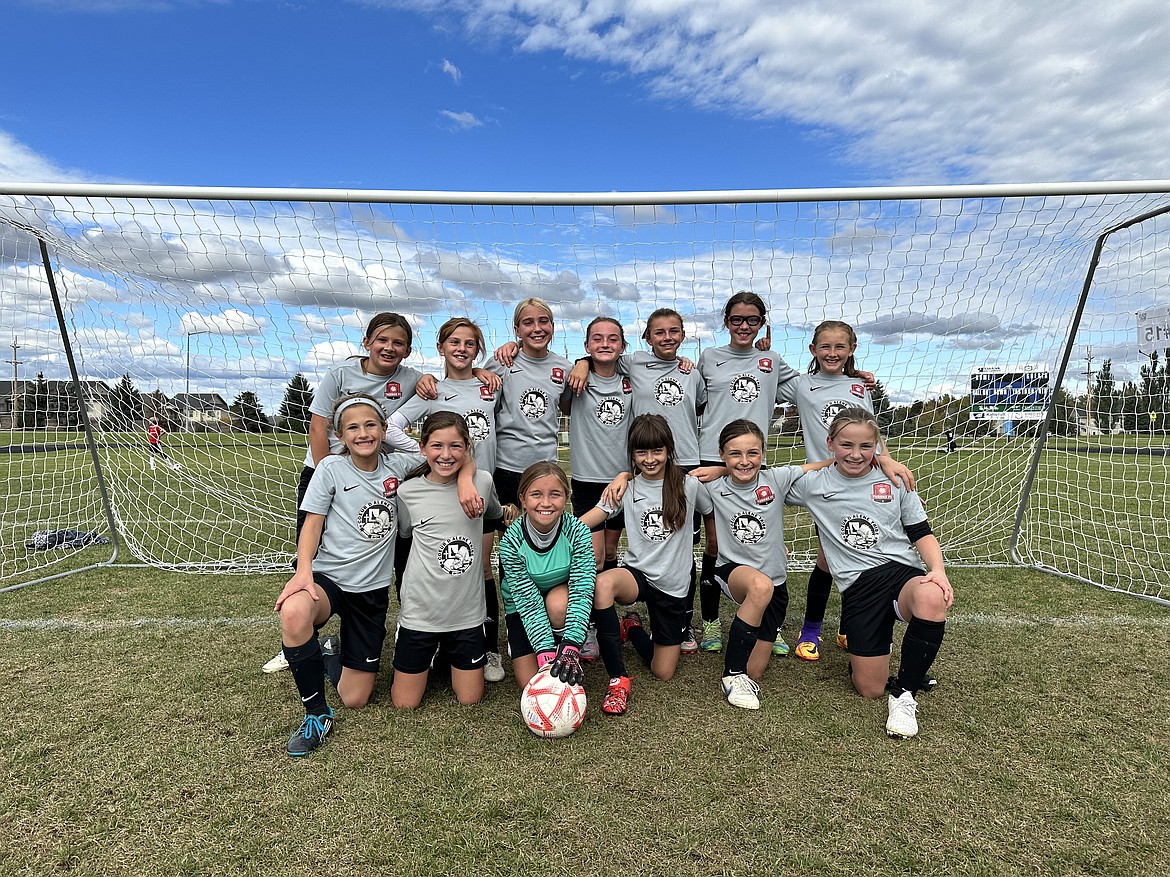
390, 377, 500, 473
299, 452, 422, 593
785, 466, 928, 592
777, 373, 875, 463
700, 466, 806, 583
485, 351, 573, 473
568, 370, 633, 482
619, 351, 707, 467
607, 474, 713, 597
302, 359, 423, 465
697, 345, 798, 461
396, 470, 502, 633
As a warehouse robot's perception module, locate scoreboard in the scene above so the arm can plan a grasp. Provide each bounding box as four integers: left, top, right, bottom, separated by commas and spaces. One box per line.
970, 367, 1050, 421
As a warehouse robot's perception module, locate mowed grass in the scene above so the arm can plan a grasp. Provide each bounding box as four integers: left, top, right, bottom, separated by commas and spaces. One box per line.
2, 564, 1169, 877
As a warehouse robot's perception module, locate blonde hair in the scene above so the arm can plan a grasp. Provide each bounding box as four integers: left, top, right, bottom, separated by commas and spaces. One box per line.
518, 461, 571, 501
436, 317, 485, 375
827, 406, 882, 445
808, 320, 861, 376
513, 298, 554, 328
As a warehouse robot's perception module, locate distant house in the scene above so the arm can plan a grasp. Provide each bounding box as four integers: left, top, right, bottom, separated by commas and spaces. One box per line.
173, 392, 231, 431
0, 379, 113, 429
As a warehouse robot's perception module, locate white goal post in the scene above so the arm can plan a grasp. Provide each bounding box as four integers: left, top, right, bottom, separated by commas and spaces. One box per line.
1, 180, 1168, 604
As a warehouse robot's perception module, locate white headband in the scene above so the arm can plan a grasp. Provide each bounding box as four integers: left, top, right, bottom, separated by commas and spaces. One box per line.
333, 396, 384, 430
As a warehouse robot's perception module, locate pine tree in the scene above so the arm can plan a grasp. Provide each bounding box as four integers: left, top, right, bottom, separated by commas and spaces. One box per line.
278, 374, 313, 434
231, 391, 269, 433
108, 374, 143, 431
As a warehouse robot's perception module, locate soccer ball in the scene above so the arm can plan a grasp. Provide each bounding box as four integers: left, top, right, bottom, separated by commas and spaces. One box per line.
520, 666, 587, 739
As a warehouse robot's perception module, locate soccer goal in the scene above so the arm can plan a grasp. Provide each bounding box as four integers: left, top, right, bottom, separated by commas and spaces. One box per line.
1, 181, 1167, 602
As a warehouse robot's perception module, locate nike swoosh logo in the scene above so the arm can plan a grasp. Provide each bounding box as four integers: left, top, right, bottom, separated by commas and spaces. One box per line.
509, 368, 522, 374
472, 654, 486, 664
715, 360, 728, 367
642, 362, 657, 368
719, 490, 734, 497
633, 497, 646, 503
417, 517, 435, 526
444, 394, 458, 400
809, 385, 824, 391
301, 695, 314, 702
364, 657, 378, 663
343, 485, 358, 491
823, 492, 838, 498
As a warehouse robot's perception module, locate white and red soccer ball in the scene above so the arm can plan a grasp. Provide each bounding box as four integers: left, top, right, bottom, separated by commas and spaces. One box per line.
520, 667, 587, 739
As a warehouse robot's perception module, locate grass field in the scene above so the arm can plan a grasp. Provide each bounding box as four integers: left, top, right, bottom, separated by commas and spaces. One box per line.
2, 562, 1169, 876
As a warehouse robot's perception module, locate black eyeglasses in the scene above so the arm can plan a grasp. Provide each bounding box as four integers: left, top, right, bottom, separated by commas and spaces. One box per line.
728, 315, 763, 327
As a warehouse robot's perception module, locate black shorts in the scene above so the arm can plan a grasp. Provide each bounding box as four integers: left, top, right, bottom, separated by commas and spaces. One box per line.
624, 565, 690, 647
713, 562, 789, 642
312, 573, 390, 672
570, 479, 625, 532
840, 560, 923, 658
492, 468, 524, 532
393, 624, 488, 674
148, 443, 165, 457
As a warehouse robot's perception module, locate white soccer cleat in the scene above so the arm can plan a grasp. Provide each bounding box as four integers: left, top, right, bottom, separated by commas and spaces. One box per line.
885, 690, 919, 738
262, 650, 289, 673
484, 651, 505, 683
721, 673, 761, 710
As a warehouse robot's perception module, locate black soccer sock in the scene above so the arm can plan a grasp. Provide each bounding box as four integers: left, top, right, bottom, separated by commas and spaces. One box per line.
483, 578, 500, 651
602, 557, 619, 572
699, 553, 720, 623
323, 651, 342, 690
284, 637, 328, 716
802, 565, 833, 625
628, 624, 654, 668
894, 617, 946, 696
723, 615, 759, 677
593, 606, 626, 679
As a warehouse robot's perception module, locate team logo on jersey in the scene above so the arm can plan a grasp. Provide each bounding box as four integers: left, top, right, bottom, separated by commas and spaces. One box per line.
383, 477, 399, 498
755, 485, 775, 505
820, 400, 853, 427
640, 508, 670, 542
384, 381, 402, 400
437, 536, 475, 576
357, 500, 395, 540
730, 373, 761, 404
551, 367, 565, 385
840, 514, 880, 550
596, 397, 626, 427
479, 386, 495, 401
732, 511, 766, 545
520, 388, 550, 420
654, 376, 685, 407
758, 358, 773, 374
851, 383, 865, 399
464, 409, 491, 443
871, 483, 892, 503
621, 377, 632, 394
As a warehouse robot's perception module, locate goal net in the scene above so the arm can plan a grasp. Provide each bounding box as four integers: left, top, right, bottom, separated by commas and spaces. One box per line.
0, 183, 1167, 602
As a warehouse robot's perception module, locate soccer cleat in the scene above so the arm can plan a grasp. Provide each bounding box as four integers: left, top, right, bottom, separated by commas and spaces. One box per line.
700, 619, 723, 652
721, 673, 761, 710
836, 631, 849, 650
262, 650, 289, 674
794, 635, 822, 662
885, 690, 919, 739
771, 632, 790, 657
484, 651, 505, 683
619, 611, 643, 644
680, 630, 699, 655
286, 707, 334, 756
602, 676, 631, 716
581, 624, 600, 662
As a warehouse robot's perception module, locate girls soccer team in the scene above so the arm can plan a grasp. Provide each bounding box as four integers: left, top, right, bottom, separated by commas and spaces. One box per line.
277, 298, 952, 753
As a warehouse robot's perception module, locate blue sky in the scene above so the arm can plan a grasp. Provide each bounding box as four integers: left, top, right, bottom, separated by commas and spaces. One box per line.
2, 0, 1169, 412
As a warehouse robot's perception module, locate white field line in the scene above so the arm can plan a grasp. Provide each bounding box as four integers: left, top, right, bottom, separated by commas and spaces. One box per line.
1, 611, 1168, 634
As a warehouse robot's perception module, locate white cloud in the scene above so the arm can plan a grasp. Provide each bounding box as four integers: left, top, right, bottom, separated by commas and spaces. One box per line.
392, 0, 1170, 182
439, 110, 484, 130
178, 309, 268, 337
441, 58, 463, 83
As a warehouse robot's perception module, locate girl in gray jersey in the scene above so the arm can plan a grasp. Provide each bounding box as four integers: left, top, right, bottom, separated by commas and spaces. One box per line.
578, 414, 714, 717
387, 317, 510, 683
391, 411, 503, 710
777, 320, 911, 664
275, 394, 424, 756
695, 292, 799, 657
700, 420, 834, 710
785, 408, 952, 739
